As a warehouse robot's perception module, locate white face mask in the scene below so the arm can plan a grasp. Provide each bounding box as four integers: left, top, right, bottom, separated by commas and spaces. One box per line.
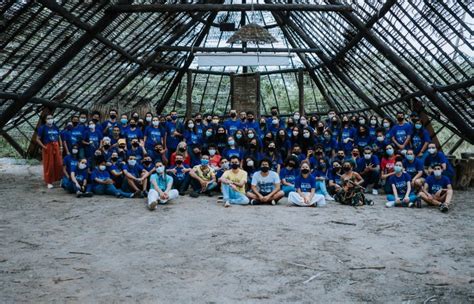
188, 123, 194, 129
292, 131, 299, 137
209, 149, 216, 156
247, 160, 254, 167
247, 133, 254, 139
383, 122, 390, 128
272, 119, 279, 125
128, 160, 136, 166
156, 166, 165, 174
328, 113, 335, 119
303, 132, 310, 138
46, 118, 54, 125
293, 114, 300, 120
370, 120, 377, 125
146, 117, 152, 122
89, 124, 95, 130
377, 136, 384, 142
359, 119, 365, 125
433, 169, 442, 177
79, 118, 87, 123
78, 163, 87, 170
364, 153, 372, 160
152, 121, 159, 126
300, 119, 307, 125
72, 148, 79, 154
428, 147, 436, 154
99, 165, 106, 171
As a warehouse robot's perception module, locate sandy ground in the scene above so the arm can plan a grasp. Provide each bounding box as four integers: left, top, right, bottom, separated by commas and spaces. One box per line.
0, 159, 473, 303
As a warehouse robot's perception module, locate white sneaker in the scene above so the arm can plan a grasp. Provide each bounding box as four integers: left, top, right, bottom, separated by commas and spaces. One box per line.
372, 189, 379, 195
47, 184, 54, 189
148, 200, 158, 211
385, 201, 395, 208
224, 201, 231, 208
325, 194, 335, 201
271, 200, 276, 205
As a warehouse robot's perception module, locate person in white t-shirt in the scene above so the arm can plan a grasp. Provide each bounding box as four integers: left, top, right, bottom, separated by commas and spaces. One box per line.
246, 158, 285, 205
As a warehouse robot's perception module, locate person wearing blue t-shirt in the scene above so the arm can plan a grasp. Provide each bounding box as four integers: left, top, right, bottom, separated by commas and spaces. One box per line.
122, 118, 144, 149
61, 144, 80, 191
355, 125, 373, 150
148, 143, 168, 165
69, 158, 93, 198
91, 159, 134, 198
82, 121, 103, 160
419, 164, 453, 213
144, 117, 164, 155
222, 136, 243, 160
279, 157, 300, 196
411, 119, 431, 157
312, 158, 335, 201
423, 143, 454, 179
321, 130, 337, 159
127, 138, 146, 162
385, 160, 417, 207
328, 161, 343, 195
101, 109, 119, 137
122, 155, 149, 197
107, 151, 124, 187
402, 149, 424, 187
244, 111, 259, 131
288, 161, 326, 207
339, 116, 356, 153
183, 118, 202, 148
223, 109, 242, 136
389, 112, 413, 152
166, 154, 191, 195
164, 111, 183, 156
356, 146, 380, 195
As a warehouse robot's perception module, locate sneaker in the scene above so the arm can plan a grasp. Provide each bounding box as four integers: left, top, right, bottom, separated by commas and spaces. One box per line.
408, 202, 415, 208
76, 191, 82, 198
325, 194, 335, 201
217, 199, 224, 204
207, 192, 213, 197
47, 184, 54, 189
271, 200, 276, 206
224, 201, 231, 208
385, 201, 395, 208
179, 191, 186, 196
190, 191, 199, 198
142, 190, 148, 197
439, 203, 449, 213
372, 189, 379, 195
84, 192, 93, 197
115, 192, 123, 199
250, 199, 256, 205
134, 190, 142, 198
218, 195, 224, 200
415, 198, 422, 208
148, 200, 158, 211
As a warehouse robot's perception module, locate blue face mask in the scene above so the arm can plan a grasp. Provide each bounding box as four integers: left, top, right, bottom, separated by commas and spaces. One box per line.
406, 154, 415, 161
121, 118, 128, 125
206, 131, 213, 137
394, 165, 403, 173
236, 134, 242, 139
386, 149, 394, 156
201, 159, 209, 166
247, 133, 255, 139
228, 140, 235, 146
415, 124, 422, 130
171, 115, 177, 120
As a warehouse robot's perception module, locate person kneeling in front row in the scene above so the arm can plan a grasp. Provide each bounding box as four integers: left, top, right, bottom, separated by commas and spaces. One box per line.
288, 160, 326, 207
147, 161, 179, 211
219, 156, 249, 207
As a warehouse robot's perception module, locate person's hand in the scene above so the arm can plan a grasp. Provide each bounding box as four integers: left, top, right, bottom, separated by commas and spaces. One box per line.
395, 197, 401, 204
173, 131, 180, 137
170, 168, 177, 174
161, 148, 167, 155
403, 196, 410, 203
303, 196, 309, 204
343, 138, 349, 144
75, 183, 81, 189
230, 184, 238, 191
160, 192, 166, 200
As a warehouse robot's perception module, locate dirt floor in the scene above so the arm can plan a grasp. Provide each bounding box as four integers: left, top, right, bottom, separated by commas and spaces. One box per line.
0, 159, 473, 303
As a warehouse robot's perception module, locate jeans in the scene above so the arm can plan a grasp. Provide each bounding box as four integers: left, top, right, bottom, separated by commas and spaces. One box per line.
147, 189, 179, 204
190, 178, 217, 193
361, 170, 380, 189
386, 193, 417, 205
315, 181, 329, 196
221, 184, 249, 205
169, 173, 191, 193
281, 184, 295, 197
288, 192, 326, 207
93, 184, 133, 198
72, 183, 92, 193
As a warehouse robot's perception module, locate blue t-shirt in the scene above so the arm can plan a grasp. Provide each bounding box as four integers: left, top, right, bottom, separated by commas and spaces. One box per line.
101, 120, 119, 137
91, 168, 111, 184
71, 166, 89, 183
127, 147, 145, 162
83, 129, 103, 155
390, 123, 413, 146
424, 151, 454, 176
63, 154, 79, 175
295, 174, 316, 192
403, 158, 423, 178
123, 127, 143, 146
184, 129, 201, 147
223, 119, 242, 136
388, 173, 411, 195
279, 167, 299, 185
321, 138, 337, 155
171, 165, 190, 181
425, 175, 451, 194
223, 147, 243, 160
38, 124, 60, 144
123, 163, 145, 178
165, 121, 182, 149
411, 129, 431, 154
329, 170, 342, 186
70, 126, 84, 146
339, 126, 356, 151
355, 135, 373, 149
144, 126, 164, 150
356, 155, 380, 173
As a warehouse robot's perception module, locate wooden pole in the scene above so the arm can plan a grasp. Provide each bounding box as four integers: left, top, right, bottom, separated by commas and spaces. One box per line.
186, 70, 193, 119
298, 68, 305, 115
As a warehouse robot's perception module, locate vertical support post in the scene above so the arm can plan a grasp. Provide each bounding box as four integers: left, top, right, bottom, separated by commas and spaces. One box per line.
298, 68, 305, 115
255, 72, 261, 116
230, 72, 235, 110
186, 70, 193, 119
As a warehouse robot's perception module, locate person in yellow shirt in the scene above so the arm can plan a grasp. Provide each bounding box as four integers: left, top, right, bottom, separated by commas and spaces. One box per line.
189, 153, 217, 197
219, 156, 249, 207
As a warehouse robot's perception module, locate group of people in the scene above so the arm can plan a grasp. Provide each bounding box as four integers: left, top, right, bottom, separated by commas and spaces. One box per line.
36, 106, 455, 212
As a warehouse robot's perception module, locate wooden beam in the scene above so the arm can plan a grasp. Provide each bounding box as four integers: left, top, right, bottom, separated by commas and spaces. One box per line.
108, 4, 353, 13
156, 46, 321, 53
0, 4, 127, 130
0, 91, 86, 112
298, 68, 304, 115
186, 70, 193, 119
0, 130, 26, 157
155, 9, 220, 114
330, 0, 474, 143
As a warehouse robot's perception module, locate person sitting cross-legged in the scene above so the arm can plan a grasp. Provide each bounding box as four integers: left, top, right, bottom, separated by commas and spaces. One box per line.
70, 158, 93, 198
288, 161, 326, 207
147, 161, 179, 211
419, 163, 453, 213
92, 158, 134, 198
246, 158, 285, 205
218, 156, 249, 207
122, 155, 148, 198
385, 160, 418, 208
189, 153, 218, 197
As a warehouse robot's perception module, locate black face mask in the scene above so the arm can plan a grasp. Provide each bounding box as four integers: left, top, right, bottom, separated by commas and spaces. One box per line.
260, 122, 266, 127
288, 122, 294, 128
288, 162, 295, 168
343, 166, 351, 173
231, 163, 239, 170
110, 114, 117, 120
268, 147, 275, 152
179, 147, 186, 152
250, 143, 257, 149
175, 160, 183, 165
206, 118, 212, 123
130, 124, 137, 128
332, 167, 340, 173
132, 142, 139, 148
337, 155, 344, 159
317, 127, 324, 132
103, 144, 110, 149
143, 161, 151, 166
230, 113, 237, 118
92, 118, 99, 124
261, 166, 269, 173
397, 116, 404, 122
72, 122, 78, 127
319, 164, 326, 169
247, 118, 254, 121
271, 111, 278, 116
132, 116, 139, 121
111, 157, 118, 162
195, 118, 202, 123
301, 168, 310, 174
